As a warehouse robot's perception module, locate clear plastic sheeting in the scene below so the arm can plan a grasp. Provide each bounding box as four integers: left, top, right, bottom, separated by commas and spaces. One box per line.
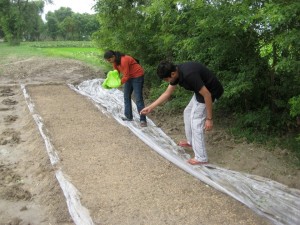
72, 79, 300, 225
56, 170, 95, 225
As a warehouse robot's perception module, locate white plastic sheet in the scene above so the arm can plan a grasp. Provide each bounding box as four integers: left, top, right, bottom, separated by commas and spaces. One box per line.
72, 79, 300, 225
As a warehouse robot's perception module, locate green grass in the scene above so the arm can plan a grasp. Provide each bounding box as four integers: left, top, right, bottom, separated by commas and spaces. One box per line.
28, 41, 95, 48
0, 41, 110, 71
0, 42, 43, 64
42, 47, 103, 67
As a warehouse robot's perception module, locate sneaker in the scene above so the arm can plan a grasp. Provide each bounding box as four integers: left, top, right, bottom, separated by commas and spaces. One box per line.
140, 121, 147, 127
121, 117, 133, 121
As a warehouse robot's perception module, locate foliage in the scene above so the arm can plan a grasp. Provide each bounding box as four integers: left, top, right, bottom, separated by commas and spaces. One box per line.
93, 0, 153, 62
45, 12, 59, 40
289, 95, 300, 142
45, 8, 99, 41
93, 0, 300, 154
289, 96, 300, 118
0, 0, 46, 44
0, 1, 98, 42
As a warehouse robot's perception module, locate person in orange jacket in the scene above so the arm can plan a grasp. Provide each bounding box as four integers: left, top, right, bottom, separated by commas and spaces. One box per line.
104, 50, 147, 127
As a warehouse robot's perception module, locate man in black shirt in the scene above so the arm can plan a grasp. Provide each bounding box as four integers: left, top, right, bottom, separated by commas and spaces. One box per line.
141, 61, 223, 165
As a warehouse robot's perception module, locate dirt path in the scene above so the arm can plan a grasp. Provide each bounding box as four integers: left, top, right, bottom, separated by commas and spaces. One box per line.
0, 85, 72, 224
0, 57, 298, 224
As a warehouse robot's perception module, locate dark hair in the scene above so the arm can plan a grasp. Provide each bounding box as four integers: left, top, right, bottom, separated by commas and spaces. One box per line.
156, 60, 176, 79
103, 50, 125, 66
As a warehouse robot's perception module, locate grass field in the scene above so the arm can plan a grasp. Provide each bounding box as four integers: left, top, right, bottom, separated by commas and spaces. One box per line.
0, 41, 109, 71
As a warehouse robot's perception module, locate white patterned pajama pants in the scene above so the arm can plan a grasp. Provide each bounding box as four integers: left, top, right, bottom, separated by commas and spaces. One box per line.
183, 95, 208, 162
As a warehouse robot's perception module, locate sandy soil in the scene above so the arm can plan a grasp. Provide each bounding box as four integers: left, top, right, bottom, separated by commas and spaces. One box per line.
0, 57, 299, 225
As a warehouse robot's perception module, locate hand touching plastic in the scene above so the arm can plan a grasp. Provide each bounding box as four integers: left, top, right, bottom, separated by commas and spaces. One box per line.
140, 106, 152, 115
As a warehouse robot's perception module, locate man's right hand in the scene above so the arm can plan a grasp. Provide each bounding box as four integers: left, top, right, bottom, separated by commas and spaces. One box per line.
140, 106, 152, 115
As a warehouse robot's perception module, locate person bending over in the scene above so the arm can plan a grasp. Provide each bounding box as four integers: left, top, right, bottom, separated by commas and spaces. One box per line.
104, 50, 147, 127
141, 61, 223, 165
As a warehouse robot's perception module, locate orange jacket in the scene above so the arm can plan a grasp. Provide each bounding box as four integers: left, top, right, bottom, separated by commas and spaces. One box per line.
113, 55, 144, 84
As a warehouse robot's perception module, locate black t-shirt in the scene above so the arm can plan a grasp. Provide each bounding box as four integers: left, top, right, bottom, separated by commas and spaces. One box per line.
170, 62, 224, 103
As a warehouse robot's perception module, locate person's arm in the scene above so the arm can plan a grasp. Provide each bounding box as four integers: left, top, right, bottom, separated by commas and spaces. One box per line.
199, 86, 213, 131
141, 84, 176, 115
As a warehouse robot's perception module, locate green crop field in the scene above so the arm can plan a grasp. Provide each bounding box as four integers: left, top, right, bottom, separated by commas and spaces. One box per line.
0, 41, 108, 70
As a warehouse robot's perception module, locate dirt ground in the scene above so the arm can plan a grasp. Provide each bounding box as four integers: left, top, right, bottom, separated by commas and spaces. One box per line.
0, 57, 299, 225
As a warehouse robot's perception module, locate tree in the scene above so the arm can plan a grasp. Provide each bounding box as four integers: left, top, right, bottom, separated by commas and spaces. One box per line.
0, 25, 4, 39
52, 6, 73, 23
23, 0, 45, 41
0, 0, 49, 45
60, 16, 76, 40
73, 13, 99, 40
93, 0, 154, 62
257, 0, 300, 127
93, 0, 300, 144
44, 8, 99, 41
45, 12, 59, 40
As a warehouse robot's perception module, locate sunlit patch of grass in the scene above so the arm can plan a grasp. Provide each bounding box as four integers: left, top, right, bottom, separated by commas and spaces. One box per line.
41, 47, 103, 67
0, 42, 44, 65
0, 41, 109, 69
28, 41, 95, 48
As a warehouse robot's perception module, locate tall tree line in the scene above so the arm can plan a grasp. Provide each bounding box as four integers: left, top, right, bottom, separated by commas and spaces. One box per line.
0, 0, 99, 43
0, 0, 45, 44
45, 7, 99, 41
93, 0, 300, 145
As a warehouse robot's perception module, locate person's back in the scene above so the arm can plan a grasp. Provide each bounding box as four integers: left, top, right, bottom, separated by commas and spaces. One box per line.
175, 62, 223, 103
142, 60, 224, 164
113, 55, 144, 84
